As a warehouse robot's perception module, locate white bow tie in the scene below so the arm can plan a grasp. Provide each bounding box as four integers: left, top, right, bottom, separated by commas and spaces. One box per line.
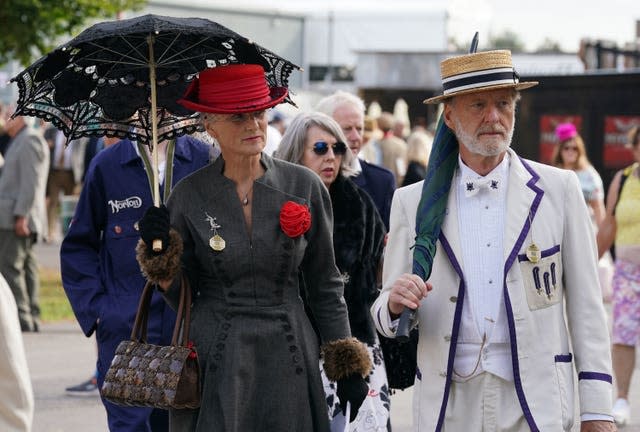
462, 175, 501, 197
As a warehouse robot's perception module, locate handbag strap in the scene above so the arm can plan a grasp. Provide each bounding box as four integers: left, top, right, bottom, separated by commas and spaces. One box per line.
171, 275, 192, 347
130, 275, 192, 348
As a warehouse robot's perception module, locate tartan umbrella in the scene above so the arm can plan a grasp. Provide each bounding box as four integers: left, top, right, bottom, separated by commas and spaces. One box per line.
395, 33, 479, 341
395, 117, 459, 341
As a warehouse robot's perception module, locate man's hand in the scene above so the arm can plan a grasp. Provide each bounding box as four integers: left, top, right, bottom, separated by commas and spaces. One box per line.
581, 420, 617, 431
14, 216, 30, 237
388, 273, 431, 317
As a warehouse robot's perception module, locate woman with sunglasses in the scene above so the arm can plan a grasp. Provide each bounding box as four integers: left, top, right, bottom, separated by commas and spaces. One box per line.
550, 122, 613, 302
134, 65, 371, 432
276, 111, 390, 430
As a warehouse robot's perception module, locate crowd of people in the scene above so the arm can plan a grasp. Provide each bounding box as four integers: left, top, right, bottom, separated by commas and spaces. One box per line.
0, 44, 638, 432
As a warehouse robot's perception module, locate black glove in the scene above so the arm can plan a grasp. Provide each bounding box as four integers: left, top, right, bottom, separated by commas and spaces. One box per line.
138, 205, 170, 255
336, 374, 369, 422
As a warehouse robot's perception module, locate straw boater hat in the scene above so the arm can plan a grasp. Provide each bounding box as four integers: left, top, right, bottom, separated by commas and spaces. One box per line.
424, 50, 538, 104
178, 64, 288, 114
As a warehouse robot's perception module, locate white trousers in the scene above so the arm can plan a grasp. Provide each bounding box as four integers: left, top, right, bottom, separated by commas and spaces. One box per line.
443, 372, 528, 432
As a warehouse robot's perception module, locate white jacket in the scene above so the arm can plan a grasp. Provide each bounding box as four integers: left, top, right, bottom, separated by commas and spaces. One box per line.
372, 149, 613, 431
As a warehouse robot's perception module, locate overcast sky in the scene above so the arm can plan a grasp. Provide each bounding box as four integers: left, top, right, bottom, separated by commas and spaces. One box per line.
447, 0, 640, 52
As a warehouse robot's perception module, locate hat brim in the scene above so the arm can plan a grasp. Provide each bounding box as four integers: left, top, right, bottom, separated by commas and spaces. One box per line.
423, 81, 538, 105
177, 86, 289, 114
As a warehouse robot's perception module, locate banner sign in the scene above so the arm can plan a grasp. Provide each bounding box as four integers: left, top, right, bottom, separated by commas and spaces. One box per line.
603, 116, 640, 169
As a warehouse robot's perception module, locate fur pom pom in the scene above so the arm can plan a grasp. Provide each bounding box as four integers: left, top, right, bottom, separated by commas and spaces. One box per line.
322, 337, 372, 381
135, 229, 183, 284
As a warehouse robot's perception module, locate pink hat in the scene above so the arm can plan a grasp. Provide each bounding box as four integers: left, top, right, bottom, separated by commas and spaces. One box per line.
555, 123, 577, 142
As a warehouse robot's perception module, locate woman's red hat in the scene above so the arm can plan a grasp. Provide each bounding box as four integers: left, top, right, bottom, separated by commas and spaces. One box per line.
177, 64, 288, 114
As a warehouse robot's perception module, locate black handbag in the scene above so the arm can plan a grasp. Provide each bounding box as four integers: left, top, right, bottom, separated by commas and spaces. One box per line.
101, 275, 201, 409
378, 328, 419, 390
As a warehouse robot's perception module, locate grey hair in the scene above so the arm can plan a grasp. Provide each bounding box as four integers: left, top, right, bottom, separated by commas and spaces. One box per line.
315, 90, 366, 117
276, 111, 356, 178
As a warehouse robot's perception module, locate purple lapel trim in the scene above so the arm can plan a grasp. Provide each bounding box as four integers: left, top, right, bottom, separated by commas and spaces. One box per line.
435, 233, 466, 432
578, 371, 613, 383
502, 157, 544, 432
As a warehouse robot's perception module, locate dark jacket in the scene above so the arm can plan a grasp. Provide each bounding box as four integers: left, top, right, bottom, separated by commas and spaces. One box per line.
353, 159, 395, 230
402, 160, 427, 187
330, 176, 387, 345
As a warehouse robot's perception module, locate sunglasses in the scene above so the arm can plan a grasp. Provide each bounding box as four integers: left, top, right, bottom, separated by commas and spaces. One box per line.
312, 141, 348, 156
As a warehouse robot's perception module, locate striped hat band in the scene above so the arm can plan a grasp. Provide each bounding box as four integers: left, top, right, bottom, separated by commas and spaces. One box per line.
442, 67, 519, 95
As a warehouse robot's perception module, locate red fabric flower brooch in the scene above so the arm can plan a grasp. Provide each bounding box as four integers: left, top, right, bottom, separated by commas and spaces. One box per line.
187, 341, 197, 359
280, 201, 311, 238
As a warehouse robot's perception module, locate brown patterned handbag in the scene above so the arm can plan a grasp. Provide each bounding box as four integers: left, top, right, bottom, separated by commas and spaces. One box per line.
101, 275, 201, 409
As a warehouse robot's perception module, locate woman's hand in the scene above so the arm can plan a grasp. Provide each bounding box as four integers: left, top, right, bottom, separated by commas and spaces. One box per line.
336, 374, 369, 422
138, 205, 171, 254
388, 273, 431, 317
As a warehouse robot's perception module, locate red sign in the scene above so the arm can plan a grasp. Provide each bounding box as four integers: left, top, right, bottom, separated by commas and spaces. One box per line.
539, 115, 583, 164
603, 116, 640, 169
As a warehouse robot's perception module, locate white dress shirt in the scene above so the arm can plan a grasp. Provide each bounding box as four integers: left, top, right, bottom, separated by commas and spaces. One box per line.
453, 154, 512, 382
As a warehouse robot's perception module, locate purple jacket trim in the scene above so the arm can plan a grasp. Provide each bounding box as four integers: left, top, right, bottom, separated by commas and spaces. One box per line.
578, 371, 613, 383
518, 244, 561, 262
555, 353, 573, 363
501, 157, 545, 431
376, 307, 390, 337
435, 234, 466, 432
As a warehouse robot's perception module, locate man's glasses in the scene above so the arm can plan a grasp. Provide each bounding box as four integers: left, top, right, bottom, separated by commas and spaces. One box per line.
312, 141, 348, 156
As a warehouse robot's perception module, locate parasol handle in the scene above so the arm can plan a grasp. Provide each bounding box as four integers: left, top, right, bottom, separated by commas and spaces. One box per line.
148, 34, 163, 253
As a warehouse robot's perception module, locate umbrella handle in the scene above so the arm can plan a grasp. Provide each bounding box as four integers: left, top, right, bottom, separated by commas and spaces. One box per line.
152, 239, 163, 252
395, 308, 414, 342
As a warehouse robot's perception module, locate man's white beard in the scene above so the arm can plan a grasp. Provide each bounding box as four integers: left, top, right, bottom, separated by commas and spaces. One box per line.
454, 117, 514, 157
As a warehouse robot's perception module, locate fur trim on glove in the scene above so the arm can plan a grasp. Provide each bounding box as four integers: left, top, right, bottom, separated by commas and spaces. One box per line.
322, 337, 372, 381
135, 229, 183, 284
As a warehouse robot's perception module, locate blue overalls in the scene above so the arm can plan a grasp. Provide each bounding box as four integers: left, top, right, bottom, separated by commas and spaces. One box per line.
61, 137, 210, 431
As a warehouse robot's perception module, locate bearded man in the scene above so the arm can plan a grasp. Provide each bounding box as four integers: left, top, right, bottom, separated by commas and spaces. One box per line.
372, 50, 615, 431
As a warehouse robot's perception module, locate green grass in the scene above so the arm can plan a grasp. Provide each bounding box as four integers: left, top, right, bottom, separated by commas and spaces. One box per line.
40, 268, 75, 322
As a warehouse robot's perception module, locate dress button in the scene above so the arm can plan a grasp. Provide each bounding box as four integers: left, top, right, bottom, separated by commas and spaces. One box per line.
449, 296, 457, 303
439, 372, 446, 377
114, 225, 122, 234
133, 222, 139, 231
444, 335, 451, 342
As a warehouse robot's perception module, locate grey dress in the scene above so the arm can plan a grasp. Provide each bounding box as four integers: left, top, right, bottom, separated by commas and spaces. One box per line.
165, 154, 351, 431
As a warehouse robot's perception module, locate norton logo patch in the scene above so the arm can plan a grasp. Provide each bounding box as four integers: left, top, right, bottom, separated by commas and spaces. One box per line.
108, 196, 143, 213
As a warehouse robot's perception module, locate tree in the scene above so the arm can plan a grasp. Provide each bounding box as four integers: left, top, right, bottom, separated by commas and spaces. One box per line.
0, 0, 146, 66
488, 30, 526, 53
535, 38, 564, 53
